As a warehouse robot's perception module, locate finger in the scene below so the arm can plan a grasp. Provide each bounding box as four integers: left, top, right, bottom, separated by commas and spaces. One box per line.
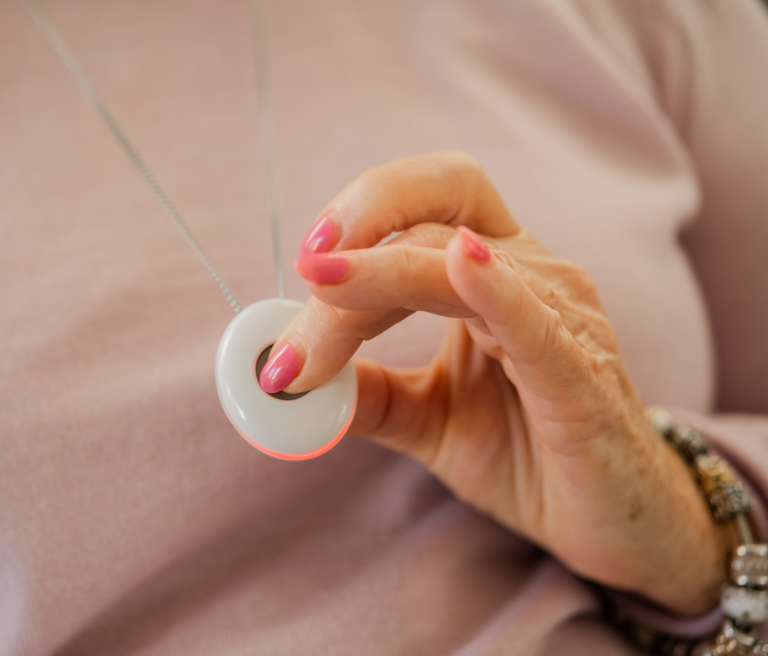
301, 152, 520, 255
272, 152, 519, 394
259, 295, 413, 395
269, 229, 600, 395
350, 330, 517, 476
293, 246, 473, 316
445, 227, 599, 430
267, 226, 476, 395
293, 238, 598, 344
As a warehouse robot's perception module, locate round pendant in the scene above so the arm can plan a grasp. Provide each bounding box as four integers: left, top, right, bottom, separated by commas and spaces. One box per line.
215, 298, 357, 460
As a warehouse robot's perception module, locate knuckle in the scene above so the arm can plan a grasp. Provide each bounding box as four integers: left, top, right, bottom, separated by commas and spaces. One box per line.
397, 223, 454, 248
445, 150, 481, 175
440, 151, 485, 208
541, 307, 567, 355
542, 286, 561, 311
560, 263, 602, 305
515, 305, 567, 367
355, 166, 382, 193
397, 246, 419, 281
314, 301, 344, 333
572, 266, 594, 287
492, 249, 518, 270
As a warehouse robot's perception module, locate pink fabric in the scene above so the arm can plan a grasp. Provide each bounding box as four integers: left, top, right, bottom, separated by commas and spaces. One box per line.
2, 0, 768, 654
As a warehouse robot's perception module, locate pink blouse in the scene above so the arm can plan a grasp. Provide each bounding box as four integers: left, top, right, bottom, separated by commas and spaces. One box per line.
1, 0, 767, 653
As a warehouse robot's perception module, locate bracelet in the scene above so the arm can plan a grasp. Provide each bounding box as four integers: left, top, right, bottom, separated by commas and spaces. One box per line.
622, 408, 768, 656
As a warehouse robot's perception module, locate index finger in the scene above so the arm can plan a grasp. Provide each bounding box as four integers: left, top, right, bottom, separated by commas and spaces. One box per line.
310, 151, 521, 253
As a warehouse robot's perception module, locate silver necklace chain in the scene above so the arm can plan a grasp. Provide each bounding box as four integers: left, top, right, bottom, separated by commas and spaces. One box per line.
22, 0, 287, 313
251, 0, 285, 300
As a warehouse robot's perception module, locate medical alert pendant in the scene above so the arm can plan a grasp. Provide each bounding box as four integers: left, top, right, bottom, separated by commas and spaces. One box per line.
215, 298, 357, 459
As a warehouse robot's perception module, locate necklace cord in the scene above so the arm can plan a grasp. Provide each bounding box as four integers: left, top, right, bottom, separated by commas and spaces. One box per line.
22, 0, 250, 314
252, 0, 285, 300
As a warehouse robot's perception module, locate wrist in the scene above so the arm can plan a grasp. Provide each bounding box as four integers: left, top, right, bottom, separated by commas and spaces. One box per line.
544, 411, 731, 614
614, 409, 768, 655
632, 437, 732, 615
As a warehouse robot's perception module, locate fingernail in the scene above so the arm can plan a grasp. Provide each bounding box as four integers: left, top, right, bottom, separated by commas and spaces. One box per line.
458, 226, 491, 263
294, 253, 349, 284
259, 343, 300, 393
299, 216, 335, 256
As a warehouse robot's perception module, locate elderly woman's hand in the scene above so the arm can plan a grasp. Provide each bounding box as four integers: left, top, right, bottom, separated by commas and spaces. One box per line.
262, 152, 729, 615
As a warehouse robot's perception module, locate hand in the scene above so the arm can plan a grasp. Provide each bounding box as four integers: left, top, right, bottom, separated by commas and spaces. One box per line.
261, 152, 730, 614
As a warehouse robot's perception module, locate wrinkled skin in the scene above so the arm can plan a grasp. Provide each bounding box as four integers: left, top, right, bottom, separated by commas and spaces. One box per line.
272, 152, 729, 614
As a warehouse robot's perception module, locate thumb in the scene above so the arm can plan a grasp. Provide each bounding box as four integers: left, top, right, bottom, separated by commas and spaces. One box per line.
445, 227, 597, 430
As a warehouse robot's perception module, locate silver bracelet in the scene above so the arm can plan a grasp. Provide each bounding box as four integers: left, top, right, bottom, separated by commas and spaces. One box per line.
638, 408, 768, 656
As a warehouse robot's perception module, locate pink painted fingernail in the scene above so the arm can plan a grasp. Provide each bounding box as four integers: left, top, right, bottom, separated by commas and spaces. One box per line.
259, 343, 300, 393
299, 216, 335, 256
458, 226, 491, 263
294, 253, 349, 284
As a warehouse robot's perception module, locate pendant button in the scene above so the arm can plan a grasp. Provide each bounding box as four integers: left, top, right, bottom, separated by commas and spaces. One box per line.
215, 298, 357, 460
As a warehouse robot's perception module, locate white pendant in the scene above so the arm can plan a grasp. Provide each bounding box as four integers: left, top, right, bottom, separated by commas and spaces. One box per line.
215, 298, 357, 460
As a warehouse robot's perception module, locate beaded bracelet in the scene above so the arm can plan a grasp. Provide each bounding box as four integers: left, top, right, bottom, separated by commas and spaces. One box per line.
623, 408, 768, 655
